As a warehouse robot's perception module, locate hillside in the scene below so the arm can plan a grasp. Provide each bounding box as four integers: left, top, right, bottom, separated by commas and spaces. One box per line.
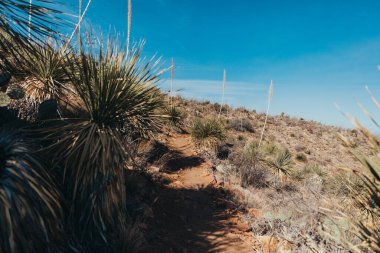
120, 96, 373, 252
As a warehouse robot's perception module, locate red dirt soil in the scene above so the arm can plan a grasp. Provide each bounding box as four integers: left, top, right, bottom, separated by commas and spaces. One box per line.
145, 134, 254, 253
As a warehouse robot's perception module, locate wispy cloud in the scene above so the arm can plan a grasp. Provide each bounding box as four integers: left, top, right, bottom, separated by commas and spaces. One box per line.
159, 78, 268, 110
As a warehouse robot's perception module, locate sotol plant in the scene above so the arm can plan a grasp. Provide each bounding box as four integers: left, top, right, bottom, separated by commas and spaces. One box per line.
338, 86, 380, 252
0, 0, 63, 71
40, 39, 165, 250
0, 131, 64, 253
10, 41, 71, 102
268, 147, 292, 180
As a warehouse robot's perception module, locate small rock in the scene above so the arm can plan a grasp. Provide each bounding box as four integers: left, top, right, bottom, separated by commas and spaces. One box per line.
236, 222, 252, 232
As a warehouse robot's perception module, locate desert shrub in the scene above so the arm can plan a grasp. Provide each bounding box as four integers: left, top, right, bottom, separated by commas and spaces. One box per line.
323, 173, 364, 197
230, 141, 270, 188
237, 135, 245, 141
0, 131, 65, 253
240, 164, 269, 188
292, 163, 326, 181
295, 152, 307, 162
216, 143, 232, 160
191, 118, 226, 147
228, 118, 254, 132
8, 97, 39, 121
165, 106, 186, 127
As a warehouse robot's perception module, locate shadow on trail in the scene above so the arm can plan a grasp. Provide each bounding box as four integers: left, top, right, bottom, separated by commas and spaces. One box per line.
161, 154, 205, 172
144, 184, 247, 253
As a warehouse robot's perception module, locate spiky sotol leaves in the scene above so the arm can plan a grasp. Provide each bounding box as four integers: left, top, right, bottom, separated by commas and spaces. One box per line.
44, 41, 164, 248
0, 1, 63, 73
16, 42, 71, 103
0, 131, 64, 253
0, 0, 62, 40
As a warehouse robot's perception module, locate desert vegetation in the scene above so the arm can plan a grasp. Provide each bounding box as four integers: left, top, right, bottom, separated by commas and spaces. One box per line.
0, 1, 378, 253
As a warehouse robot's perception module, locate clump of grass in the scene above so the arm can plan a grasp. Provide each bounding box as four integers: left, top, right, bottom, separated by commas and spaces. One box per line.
323, 173, 364, 196
228, 118, 254, 132
261, 141, 278, 155
292, 163, 326, 181
165, 106, 186, 127
295, 152, 307, 162
191, 118, 226, 147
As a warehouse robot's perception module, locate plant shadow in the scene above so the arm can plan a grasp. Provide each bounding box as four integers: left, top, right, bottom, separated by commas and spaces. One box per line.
144, 184, 249, 253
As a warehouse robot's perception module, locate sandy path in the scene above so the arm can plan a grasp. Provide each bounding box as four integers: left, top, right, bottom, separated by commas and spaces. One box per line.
146, 134, 254, 253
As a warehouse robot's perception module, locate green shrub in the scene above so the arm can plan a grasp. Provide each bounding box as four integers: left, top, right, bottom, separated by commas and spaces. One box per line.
191, 118, 226, 147
165, 106, 186, 127
261, 141, 278, 155
228, 118, 254, 132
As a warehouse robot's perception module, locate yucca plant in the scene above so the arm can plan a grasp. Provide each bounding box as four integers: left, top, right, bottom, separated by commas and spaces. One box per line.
337, 86, 380, 252
268, 147, 292, 180
351, 158, 380, 252
0, 130, 64, 253
191, 118, 226, 147
12, 41, 71, 103
0, 0, 61, 40
0, 0, 63, 72
40, 39, 165, 248
165, 105, 185, 128
340, 130, 380, 252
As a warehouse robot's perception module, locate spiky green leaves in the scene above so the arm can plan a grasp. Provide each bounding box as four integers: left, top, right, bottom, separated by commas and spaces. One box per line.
0, 131, 64, 253
40, 40, 165, 248
64, 41, 164, 136
351, 156, 380, 252
0, 0, 62, 40
269, 148, 293, 176
191, 118, 226, 147
17, 43, 71, 102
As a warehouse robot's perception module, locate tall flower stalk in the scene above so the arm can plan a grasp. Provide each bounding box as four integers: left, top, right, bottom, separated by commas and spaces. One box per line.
218, 69, 227, 117
259, 80, 273, 147
77, 0, 82, 53
126, 0, 132, 52
27, 0, 32, 41
170, 57, 174, 107
65, 0, 92, 49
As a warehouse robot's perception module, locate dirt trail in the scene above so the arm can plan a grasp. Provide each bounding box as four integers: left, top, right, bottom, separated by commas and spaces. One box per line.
146, 134, 254, 253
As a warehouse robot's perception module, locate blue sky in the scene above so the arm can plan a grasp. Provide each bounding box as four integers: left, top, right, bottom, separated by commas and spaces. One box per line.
64, 0, 380, 130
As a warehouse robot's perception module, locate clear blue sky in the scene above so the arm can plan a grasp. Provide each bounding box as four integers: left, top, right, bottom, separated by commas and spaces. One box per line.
64, 0, 380, 130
